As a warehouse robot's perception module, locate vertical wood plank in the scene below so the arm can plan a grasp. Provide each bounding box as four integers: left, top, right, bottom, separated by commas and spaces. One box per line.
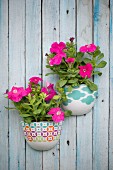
77, 1, 93, 170
42, 0, 60, 169
9, 0, 25, 169
109, 0, 113, 169
25, 0, 42, 169
59, 1, 76, 170
0, 0, 8, 169
93, 0, 109, 170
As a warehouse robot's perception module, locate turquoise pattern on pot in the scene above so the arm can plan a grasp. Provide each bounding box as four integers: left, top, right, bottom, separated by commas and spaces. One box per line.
67, 90, 85, 100
62, 84, 97, 115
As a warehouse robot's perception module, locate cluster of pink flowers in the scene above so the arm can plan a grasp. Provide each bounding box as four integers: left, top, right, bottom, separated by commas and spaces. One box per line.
49, 42, 76, 66
6, 76, 64, 123
47, 107, 64, 123
49, 42, 66, 66
7, 76, 57, 103
49, 41, 97, 79
7, 76, 43, 102
41, 83, 56, 101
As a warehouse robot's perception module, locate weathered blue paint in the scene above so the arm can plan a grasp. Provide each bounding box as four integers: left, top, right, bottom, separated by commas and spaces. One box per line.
94, 0, 100, 45
93, 1, 109, 170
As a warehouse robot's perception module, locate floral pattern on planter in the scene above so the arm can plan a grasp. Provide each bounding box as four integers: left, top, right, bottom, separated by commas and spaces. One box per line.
62, 84, 97, 115
21, 121, 62, 142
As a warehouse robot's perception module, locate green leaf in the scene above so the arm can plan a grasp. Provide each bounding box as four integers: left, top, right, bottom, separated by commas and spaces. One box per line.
5, 107, 16, 110
93, 71, 102, 76
96, 61, 107, 68
97, 53, 104, 61
24, 117, 33, 124
93, 50, 101, 57
64, 110, 72, 117
83, 58, 92, 63
53, 95, 61, 100
41, 110, 46, 115
20, 114, 32, 118
33, 109, 42, 115
21, 103, 32, 110
87, 81, 98, 91
27, 93, 31, 100
45, 115, 52, 118
35, 100, 42, 106
68, 79, 78, 84
68, 86, 73, 92
76, 52, 84, 62
30, 97, 36, 105
58, 80, 67, 87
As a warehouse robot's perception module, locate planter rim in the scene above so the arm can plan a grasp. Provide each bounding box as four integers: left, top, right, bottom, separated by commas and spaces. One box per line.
20, 120, 63, 125
63, 84, 97, 92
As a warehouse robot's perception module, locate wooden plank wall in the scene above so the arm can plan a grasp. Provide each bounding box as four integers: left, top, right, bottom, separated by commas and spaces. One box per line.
0, 0, 112, 170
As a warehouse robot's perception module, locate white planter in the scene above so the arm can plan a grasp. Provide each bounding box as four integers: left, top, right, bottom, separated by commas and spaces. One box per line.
62, 84, 97, 116
21, 121, 62, 151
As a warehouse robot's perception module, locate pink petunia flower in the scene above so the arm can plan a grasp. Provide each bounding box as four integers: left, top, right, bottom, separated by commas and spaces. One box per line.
47, 107, 64, 123
52, 111, 64, 123
79, 63, 93, 78
66, 58, 75, 63
45, 86, 56, 101
47, 107, 61, 115
50, 42, 66, 53
79, 44, 97, 53
46, 82, 54, 89
41, 83, 57, 101
49, 51, 66, 66
41, 87, 48, 95
29, 76, 43, 84
7, 86, 27, 102
25, 86, 32, 95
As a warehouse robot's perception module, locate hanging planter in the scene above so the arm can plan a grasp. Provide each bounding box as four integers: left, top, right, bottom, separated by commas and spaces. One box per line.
62, 84, 97, 115
46, 37, 107, 116
21, 121, 62, 151
5, 76, 71, 151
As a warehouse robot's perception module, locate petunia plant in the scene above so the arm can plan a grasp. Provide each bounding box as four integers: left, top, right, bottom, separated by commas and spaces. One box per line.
5, 76, 71, 124
46, 38, 107, 92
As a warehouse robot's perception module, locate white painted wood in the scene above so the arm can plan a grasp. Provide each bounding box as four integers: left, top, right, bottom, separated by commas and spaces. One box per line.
0, 1, 112, 169
60, 117, 76, 170
0, 0, 8, 169
42, 0, 60, 85
59, 0, 76, 42
59, 0, 76, 170
77, 1, 93, 170
93, 0, 109, 170
109, 0, 113, 169
25, 0, 42, 169
42, 0, 60, 169
9, 0, 25, 169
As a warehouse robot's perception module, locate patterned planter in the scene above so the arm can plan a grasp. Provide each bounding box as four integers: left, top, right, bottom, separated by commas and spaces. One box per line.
21, 121, 62, 151
62, 84, 97, 116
